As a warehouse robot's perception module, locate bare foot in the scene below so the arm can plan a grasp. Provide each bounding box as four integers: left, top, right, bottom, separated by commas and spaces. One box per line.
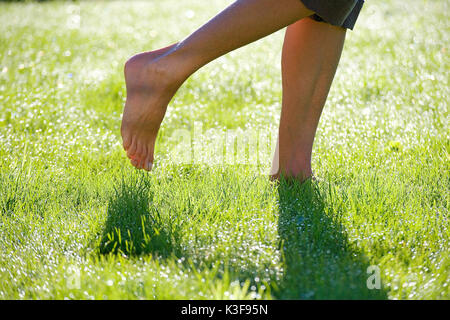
269, 138, 314, 183
121, 44, 184, 170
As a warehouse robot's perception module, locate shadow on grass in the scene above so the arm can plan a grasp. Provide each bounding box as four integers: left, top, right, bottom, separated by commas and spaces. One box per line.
274, 178, 388, 299
99, 174, 183, 258
99, 171, 388, 299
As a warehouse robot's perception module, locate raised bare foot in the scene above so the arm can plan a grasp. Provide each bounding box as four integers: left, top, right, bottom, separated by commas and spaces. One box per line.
121, 44, 184, 170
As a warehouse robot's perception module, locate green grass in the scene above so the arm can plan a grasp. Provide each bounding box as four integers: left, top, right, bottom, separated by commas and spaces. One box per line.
0, 0, 448, 299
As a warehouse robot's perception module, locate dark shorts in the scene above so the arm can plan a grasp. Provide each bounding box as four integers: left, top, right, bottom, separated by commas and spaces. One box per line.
301, 0, 365, 30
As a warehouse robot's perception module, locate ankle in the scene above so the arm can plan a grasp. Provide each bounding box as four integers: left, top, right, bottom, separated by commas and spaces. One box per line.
151, 46, 196, 85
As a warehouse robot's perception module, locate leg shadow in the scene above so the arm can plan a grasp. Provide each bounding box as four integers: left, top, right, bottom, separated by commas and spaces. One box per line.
275, 177, 388, 299
99, 174, 183, 258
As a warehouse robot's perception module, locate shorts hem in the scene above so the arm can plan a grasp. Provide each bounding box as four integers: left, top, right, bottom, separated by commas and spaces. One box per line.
301, 0, 365, 30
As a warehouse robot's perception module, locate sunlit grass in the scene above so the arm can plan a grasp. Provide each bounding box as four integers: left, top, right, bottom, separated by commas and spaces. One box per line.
0, 0, 448, 299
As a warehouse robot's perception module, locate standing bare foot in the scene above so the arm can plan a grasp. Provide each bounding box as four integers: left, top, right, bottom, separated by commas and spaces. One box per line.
121, 44, 186, 171
269, 136, 313, 183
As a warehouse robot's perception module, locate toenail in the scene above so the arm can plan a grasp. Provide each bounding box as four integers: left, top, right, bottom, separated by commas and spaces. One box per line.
147, 162, 153, 170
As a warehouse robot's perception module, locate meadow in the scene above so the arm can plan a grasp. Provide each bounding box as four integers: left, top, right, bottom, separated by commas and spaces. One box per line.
0, 0, 448, 299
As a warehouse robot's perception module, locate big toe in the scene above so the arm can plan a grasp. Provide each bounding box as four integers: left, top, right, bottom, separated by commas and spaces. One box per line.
143, 142, 155, 171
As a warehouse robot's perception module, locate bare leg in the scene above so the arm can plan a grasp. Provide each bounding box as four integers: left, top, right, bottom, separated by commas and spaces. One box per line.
121, 0, 314, 170
270, 17, 346, 182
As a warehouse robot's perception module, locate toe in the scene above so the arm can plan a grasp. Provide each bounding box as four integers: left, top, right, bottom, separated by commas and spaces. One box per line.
136, 143, 145, 161
144, 159, 153, 171
143, 153, 153, 171
127, 137, 138, 158
121, 130, 132, 151
143, 143, 154, 171
132, 143, 145, 169
130, 158, 138, 167
141, 145, 151, 170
